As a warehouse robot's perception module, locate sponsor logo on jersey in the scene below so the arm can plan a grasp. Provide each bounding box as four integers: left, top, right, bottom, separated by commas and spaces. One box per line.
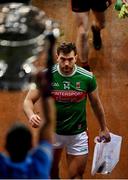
52, 82, 59, 87
76, 82, 80, 89
52, 90, 87, 102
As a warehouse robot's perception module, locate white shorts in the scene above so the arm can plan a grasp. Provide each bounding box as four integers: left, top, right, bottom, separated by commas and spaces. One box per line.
53, 131, 89, 155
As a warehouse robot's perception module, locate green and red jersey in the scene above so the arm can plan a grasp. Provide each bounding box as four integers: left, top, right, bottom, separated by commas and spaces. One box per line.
52, 64, 97, 135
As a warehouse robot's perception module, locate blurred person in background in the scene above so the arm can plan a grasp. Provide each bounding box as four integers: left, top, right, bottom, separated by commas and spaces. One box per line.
71, 0, 112, 71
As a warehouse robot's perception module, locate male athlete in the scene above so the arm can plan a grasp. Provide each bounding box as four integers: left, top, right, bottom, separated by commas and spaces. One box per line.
23, 42, 111, 179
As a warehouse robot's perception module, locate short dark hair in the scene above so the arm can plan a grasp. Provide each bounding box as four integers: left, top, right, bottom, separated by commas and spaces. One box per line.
5, 122, 32, 162
57, 42, 77, 55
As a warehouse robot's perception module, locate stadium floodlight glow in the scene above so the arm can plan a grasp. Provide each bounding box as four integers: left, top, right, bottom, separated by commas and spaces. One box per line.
0, 3, 60, 91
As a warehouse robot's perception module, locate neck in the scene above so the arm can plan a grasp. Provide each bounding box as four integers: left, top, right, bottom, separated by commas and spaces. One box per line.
57, 64, 76, 77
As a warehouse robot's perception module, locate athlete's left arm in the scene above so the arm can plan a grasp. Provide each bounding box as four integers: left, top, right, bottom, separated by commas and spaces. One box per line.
88, 88, 111, 142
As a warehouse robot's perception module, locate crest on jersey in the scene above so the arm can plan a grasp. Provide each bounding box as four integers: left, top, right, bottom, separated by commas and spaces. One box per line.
76, 82, 80, 89
63, 81, 70, 90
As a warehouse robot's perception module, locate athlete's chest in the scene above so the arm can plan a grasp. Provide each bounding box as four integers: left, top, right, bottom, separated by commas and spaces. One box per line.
51, 74, 88, 102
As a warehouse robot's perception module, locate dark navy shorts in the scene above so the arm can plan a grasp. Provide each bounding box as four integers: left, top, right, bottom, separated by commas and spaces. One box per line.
71, 0, 111, 12
0, 0, 31, 4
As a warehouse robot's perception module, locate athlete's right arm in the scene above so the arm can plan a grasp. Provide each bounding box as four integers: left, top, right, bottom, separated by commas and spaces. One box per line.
23, 89, 41, 128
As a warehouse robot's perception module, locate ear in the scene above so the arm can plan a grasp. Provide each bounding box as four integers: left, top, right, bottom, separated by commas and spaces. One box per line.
75, 54, 78, 59
56, 53, 59, 58
75, 54, 78, 62
56, 53, 59, 62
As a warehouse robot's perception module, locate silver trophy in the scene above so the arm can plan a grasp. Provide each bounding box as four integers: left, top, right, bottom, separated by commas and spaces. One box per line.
0, 3, 59, 90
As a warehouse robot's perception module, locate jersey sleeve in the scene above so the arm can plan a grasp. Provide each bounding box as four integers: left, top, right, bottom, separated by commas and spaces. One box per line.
0, 154, 8, 178
30, 140, 53, 178
87, 75, 97, 93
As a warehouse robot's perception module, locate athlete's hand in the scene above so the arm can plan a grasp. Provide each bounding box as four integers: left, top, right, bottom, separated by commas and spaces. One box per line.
123, 0, 128, 3
29, 114, 41, 128
98, 127, 111, 143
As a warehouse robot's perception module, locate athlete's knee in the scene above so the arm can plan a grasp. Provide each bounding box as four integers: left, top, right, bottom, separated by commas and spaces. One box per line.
93, 21, 105, 30
68, 161, 86, 179
77, 26, 89, 41
93, 13, 106, 29
99, 21, 105, 29
69, 167, 85, 179
77, 19, 89, 33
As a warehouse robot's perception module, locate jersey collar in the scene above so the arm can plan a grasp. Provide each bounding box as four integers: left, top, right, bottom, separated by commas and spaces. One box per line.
57, 64, 77, 77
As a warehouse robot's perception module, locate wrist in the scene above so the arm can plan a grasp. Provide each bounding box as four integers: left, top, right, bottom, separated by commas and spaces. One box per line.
100, 125, 108, 131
